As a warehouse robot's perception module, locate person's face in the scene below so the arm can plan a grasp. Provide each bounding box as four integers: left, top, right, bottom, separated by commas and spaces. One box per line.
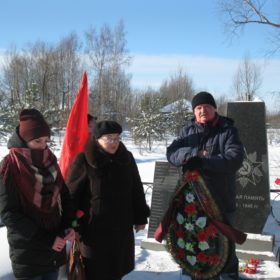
194, 104, 216, 123
27, 136, 49, 150
97, 133, 121, 154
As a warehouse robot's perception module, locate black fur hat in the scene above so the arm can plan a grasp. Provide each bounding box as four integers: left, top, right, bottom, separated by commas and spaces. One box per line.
94, 120, 122, 139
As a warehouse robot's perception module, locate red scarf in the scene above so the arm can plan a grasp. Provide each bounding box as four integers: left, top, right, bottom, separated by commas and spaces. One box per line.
1, 147, 64, 231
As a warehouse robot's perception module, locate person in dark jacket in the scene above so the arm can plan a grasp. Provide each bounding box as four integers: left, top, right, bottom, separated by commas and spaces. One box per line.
167, 91, 244, 280
0, 109, 75, 280
67, 120, 150, 280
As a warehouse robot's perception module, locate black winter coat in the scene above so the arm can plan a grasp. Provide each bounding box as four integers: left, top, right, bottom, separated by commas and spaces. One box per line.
166, 115, 244, 213
0, 129, 74, 278
67, 139, 150, 279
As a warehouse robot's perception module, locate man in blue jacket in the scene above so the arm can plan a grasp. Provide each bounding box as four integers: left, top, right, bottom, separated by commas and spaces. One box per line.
167, 91, 244, 280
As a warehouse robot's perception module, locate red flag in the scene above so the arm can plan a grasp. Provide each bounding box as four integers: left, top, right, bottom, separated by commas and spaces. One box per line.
59, 71, 89, 180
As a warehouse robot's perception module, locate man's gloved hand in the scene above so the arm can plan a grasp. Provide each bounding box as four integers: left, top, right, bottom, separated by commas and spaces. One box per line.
183, 156, 203, 172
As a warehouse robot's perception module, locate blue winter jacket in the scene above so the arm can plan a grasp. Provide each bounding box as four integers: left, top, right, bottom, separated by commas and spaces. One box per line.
166, 114, 244, 213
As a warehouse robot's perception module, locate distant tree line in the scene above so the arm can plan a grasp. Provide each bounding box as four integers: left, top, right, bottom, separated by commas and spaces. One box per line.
0, 17, 276, 149
0, 21, 198, 147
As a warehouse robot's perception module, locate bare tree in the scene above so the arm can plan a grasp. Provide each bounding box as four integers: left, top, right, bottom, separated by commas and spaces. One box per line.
0, 35, 82, 126
2, 48, 26, 105
54, 32, 81, 111
232, 54, 262, 101
159, 67, 195, 104
216, 94, 229, 115
109, 21, 132, 118
85, 24, 111, 115
218, 0, 280, 54
0, 24, 134, 127
85, 21, 132, 121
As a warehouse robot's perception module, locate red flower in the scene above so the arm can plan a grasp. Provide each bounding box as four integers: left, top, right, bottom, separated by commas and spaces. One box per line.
197, 230, 207, 242
184, 203, 196, 215
76, 209, 85, 218
197, 252, 207, 263
205, 224, 218, 237
244, 264, 257, 274
176, 248, 186, 259
275, 178, 280, 185
186, 171, 200, 182
249, 258, 260, 265
72, 209, 85, 229
176, 228, 185, 238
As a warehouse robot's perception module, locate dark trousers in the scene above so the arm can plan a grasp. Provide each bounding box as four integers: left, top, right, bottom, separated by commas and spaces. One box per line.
218, 212, 239, 280
83, 257, 122, 280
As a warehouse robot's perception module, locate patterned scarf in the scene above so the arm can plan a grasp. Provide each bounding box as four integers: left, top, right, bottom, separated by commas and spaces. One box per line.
1, 147, 64, 231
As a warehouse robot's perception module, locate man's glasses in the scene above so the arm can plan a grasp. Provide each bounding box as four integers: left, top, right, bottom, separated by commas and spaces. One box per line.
100, 136, 121, 144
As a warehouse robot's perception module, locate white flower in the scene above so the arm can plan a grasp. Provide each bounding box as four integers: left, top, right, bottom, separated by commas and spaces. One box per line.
195, 216, 207, 228
184, 223, 194, 231
185, 192, 195, 203
198, 241, 209, 251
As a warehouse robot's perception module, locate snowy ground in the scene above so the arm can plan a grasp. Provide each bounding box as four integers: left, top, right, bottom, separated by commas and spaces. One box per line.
1, 131, 280, 279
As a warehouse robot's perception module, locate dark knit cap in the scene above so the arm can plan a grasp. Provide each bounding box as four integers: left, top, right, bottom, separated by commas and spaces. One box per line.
191, 91, 217, 110
94, 120, 122, 139
19, 109, 51, 142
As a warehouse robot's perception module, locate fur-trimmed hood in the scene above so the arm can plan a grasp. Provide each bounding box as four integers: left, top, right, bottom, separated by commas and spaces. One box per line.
7, 127, 27, 149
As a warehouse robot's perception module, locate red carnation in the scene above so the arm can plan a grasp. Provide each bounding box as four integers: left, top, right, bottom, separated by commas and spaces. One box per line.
176, 228, 185, 238
205, 224, 218, 237
76, 209, 85, 218
249, 258, 260, 265
244, 264, 257, 274
184, 203, 196, 215
197, 252, 207, 263
186, 170, 200, 182
275, 178, 280, 185
72, 209, 85, 229
197, 230, 207, 242
176, 248, 186, 259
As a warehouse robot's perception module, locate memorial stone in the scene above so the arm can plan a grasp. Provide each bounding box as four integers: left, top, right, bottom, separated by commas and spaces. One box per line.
147, 161, 180, 238
227, 101, 270, 233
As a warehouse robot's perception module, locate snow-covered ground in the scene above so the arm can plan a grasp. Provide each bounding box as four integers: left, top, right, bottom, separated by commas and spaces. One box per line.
1, 131, 280, 279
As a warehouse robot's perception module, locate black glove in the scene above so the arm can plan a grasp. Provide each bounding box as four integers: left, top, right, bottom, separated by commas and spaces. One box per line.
183, 156, 203, 172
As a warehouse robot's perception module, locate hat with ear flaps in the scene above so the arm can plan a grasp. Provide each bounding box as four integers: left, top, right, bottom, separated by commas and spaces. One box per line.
19, 108, 51, 142
94, 120, 122, 139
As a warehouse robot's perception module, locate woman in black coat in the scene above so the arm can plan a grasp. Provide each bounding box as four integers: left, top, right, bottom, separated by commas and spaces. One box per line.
67, 120, 150, 280
0, 109, 75, 280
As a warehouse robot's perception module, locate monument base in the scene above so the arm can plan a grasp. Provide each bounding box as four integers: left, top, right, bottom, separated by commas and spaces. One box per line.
141, 238, 166, 251
236, 233, 276, 261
